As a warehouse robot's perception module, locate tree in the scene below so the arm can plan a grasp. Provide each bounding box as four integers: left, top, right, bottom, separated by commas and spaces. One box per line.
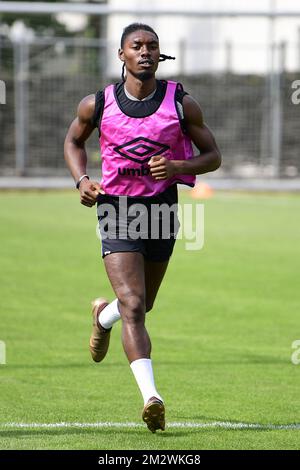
0, 0, 72, 37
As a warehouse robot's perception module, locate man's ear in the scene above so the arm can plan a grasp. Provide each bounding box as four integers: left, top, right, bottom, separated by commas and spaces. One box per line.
118, 48, 124, 61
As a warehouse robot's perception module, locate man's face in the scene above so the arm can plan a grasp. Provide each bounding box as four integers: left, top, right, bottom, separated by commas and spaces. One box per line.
119, 30, 160, 81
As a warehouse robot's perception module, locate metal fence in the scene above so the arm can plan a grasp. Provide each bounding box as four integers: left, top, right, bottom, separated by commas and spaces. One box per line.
0, 36, 299, 178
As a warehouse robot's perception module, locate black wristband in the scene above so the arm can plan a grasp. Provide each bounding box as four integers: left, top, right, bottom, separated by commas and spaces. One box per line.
76, 174, 89, 189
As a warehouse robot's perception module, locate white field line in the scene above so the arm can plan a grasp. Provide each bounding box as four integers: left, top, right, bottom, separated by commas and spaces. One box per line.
1, 421, 300, 430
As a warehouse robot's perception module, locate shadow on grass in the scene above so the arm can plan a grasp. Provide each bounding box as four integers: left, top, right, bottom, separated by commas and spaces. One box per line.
4, 353, 289, 370
2, 363, 127, 370
174, 415, 295, 431
178, 415, 252, 422
0, 428, 186, 440
159, 355, 289, 366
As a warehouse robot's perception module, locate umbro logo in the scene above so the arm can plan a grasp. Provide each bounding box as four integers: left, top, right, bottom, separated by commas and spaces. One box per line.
114, 137, 170, 164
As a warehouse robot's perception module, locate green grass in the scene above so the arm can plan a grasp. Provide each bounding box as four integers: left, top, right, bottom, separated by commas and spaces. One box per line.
0, 190, 300, 450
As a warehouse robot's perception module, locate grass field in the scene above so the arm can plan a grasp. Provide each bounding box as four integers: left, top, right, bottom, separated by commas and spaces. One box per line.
0, 189, 300, 450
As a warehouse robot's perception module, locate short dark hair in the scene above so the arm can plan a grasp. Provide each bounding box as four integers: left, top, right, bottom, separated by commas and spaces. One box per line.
119, 23, 175, 82
120, 23, 159, 48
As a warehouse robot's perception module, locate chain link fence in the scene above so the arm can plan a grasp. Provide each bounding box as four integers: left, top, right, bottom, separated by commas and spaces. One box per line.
0, 36, 299, 178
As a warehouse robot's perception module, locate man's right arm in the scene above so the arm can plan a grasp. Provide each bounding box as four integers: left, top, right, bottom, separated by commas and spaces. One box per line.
64, 94, 104, 207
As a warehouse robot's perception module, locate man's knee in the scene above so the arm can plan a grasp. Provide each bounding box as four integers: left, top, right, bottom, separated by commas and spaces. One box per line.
119, 294, 145, 323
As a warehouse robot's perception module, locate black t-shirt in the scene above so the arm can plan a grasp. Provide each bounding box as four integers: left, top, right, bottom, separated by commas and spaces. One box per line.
92, 79, 188, 131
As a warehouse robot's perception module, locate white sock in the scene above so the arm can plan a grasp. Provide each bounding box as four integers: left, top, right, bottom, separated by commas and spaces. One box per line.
98, 299, 121, 329
99, 299, 150, 329
130, 358, 163, 405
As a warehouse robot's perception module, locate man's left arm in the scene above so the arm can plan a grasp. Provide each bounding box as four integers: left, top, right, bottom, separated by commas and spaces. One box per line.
149, 95, 221, 180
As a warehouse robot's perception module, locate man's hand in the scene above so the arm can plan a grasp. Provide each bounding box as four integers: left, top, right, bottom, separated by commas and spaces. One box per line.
79, 179, 105, 207
149, 155, 176, 180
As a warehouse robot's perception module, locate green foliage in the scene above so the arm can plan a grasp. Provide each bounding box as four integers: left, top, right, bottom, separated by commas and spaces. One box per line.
0, 0, 71, 36
0, 1, 104, 38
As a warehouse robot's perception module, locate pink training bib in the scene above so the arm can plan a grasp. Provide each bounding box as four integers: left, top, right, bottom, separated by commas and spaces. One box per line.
99, 81, 196, 197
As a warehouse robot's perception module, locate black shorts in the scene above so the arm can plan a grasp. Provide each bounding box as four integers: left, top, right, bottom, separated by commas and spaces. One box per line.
97, 185, 179, 262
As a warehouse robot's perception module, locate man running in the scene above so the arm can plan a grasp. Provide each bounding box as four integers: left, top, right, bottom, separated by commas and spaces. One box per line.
64, 23, 221, 433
